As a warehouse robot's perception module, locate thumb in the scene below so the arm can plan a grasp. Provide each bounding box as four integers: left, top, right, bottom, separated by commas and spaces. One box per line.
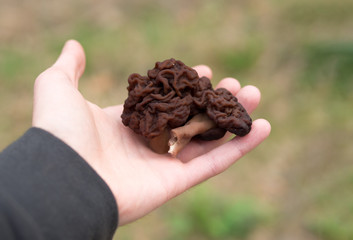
51, 39, 86, 87
32, 40, 87, 126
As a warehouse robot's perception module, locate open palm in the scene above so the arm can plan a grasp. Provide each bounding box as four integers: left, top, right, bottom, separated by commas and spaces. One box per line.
32, 40, 271, 225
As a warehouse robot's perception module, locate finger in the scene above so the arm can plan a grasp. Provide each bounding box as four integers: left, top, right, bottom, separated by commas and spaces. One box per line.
236, 85, 261, 114
178, 85, 261, 161
52, 39, 86, 87
185, 119, 271, 186
193, 65, 212, 79
215, 77, 241, 96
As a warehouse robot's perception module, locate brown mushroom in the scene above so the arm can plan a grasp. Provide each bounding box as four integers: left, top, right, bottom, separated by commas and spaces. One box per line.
121, 58, 252, 157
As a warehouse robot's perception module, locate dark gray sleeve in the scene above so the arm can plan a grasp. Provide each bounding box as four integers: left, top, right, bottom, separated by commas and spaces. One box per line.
0, 128, 118, 240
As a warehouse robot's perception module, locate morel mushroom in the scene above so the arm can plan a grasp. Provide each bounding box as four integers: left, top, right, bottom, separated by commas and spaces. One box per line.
121, 58, 252, 157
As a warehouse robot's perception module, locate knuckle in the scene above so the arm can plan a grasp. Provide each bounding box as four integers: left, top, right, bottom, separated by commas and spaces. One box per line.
207, 154, 222, 176
35, 67, 70, 86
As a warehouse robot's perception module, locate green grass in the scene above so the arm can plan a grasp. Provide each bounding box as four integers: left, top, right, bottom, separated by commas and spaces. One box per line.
305, 169, 353, 240
217, 39, 263, 77
300, 42, 353, 98
0, 47, 41, 88
165, 186, 269, 240
283, 0, 353, 24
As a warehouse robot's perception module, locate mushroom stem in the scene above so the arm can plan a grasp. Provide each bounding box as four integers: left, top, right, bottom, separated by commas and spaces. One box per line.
168, 113, 217, 157
149, 128, 170, 154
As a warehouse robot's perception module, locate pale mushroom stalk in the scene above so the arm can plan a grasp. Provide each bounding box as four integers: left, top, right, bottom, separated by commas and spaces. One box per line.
168, 113, 216, 157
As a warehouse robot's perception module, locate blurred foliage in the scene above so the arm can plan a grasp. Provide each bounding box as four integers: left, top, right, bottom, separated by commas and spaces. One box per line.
283, 1, 353, 25
217, 39, 264, 77
166, 186, 269, 240
0, 47, 40, 88
300, 42, 353, 98
0, 49, 26, 80
305, 168, 353, 240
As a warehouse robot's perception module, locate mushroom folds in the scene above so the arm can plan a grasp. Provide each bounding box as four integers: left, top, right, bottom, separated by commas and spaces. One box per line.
121, 58, 252, 156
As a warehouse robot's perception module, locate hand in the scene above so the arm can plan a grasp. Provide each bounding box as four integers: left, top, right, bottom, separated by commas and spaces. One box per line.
32, 40, 271, 225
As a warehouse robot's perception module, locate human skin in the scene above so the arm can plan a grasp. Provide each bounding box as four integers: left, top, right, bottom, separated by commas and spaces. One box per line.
32, 40, 271, 225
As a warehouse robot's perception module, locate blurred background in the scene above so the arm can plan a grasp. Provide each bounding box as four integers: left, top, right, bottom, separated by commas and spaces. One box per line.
1, 0, 353, 239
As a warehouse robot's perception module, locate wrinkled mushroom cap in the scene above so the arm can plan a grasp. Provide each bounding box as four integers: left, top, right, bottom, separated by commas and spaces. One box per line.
121, 58, 252, 140
205, 88, 252, 136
